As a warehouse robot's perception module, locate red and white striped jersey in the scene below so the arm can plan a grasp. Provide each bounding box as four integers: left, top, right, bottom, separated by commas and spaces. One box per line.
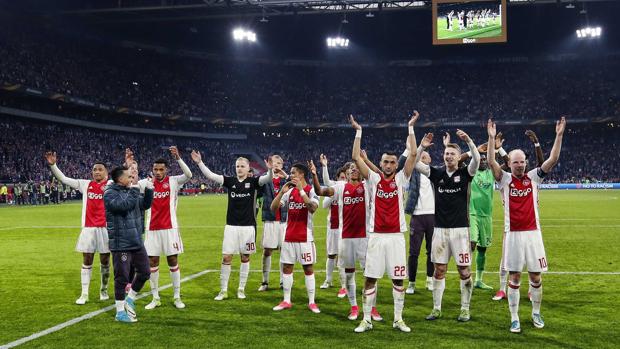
282, 185, 319, 242
498, 168, 545, 232
139, 175, 189, 231
366, 170, 409, 234
332, 181, 368, 239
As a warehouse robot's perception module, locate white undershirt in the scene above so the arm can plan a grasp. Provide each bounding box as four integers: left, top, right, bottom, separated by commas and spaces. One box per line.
413, 174, 435, 215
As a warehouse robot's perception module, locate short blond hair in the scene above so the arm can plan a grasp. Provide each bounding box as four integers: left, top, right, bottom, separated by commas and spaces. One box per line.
236, 157, 250, 165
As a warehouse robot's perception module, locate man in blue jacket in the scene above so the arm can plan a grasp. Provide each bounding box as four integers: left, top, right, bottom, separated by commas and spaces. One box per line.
104, 166, 154, 323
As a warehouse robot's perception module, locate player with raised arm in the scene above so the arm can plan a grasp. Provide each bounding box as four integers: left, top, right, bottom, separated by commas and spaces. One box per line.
493, 130, 546, 301
417, 129, 480, 323
270, 163, 321, 313
45, 152, 110, 305
192, 151, 277, 300
351, 112, 418, 333
318, 154, 348, 298
258, 154, 288, 292
487, 117, 566, 333
141, 146, 193, 310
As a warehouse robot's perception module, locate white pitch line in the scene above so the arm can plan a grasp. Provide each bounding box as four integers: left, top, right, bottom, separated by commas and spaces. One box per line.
0, 269, 215, 349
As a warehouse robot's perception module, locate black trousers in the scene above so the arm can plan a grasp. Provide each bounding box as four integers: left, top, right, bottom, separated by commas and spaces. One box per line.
112, 246, 151, 301
408, 214, 435, 282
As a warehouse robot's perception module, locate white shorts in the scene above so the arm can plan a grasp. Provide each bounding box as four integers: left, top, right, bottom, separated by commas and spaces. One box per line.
338, 237, 368, 270
502, 230, 547, 273
280, 241, 316, 266
364, 233, 407, 280
75, 227, 110, 253
222, 225, 257, 255
145, 229, 184, 256
262, 221, 286, 249
326, 228, 340, 256
431, 227, 471, 266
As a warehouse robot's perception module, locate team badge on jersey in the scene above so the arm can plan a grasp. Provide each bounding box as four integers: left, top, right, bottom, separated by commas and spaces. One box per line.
356, 186, 364, 194
454, 176, 461, 183
390, 182, 396, 189
245, 183, 250, 188
163, 183, 169, 189
523, 179, 530, 186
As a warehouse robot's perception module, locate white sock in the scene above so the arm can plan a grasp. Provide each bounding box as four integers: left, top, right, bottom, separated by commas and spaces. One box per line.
432, 277, 446, 311
305, 273, 316, 304
81, 264, 92, 295
149, 267, 160, 299
128, 289, 138, 300
115, 300, 124, 312
346, 272, 357, 306
262, 255, 271, 284
100, 264, 110, 292
392, 284, 405, 322
282, 273, 293, 303
508, 281, 520, 322
530, 280, 543, 315
460, 277, 473, 310
220, 264, 231, 292
170, 265, 181, 299
499, 264, 508, 293
325, 258, 335, 283
339, 266, 347, 290
362, 287, 377, 321
239, 262, 250, 290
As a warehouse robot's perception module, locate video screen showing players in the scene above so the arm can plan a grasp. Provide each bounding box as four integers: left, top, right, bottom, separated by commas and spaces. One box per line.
433, 0, 507, 45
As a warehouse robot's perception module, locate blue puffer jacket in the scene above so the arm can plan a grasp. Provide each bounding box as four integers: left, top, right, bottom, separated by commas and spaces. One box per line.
104, 184, 153, 251
261, 177, 288, 222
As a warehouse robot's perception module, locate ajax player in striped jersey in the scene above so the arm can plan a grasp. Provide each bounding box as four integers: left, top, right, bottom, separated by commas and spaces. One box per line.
311, 160, 384, 322
487, 117, 566, 333
350, 112, 418, 333
139, 146, 193, 310
45, 152, 111, 305
318, 154, 348, 298
270, 163, 321, 313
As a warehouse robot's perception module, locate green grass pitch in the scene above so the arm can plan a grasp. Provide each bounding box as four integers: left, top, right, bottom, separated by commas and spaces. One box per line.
1, 190, 619, 348
437, 17, 502, 40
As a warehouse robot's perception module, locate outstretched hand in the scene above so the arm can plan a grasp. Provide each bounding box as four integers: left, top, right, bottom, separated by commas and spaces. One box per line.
487, 119, 497, 138
556, 116, 567, 135
349, 115, 362, 131
308, 160, 317, 176
44, 151, 57, 166
421, 133, 434, 149
408, 110, 420, 126
190, 150, 202, 164
456, 129, 471, 143
169, 146, 180, 160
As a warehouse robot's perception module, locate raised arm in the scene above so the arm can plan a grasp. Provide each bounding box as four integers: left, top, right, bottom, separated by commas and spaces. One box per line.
168, 146, 192, 185
414, 133, 433, 177
540, 117, 566, 173
319, 154, 336, 187
350, 115, 370, 180
361, 149, 381, 174
525, 130, 545, 167
457, 129, 479, 177
258, 159, 274, 186
45, 152, 80, 189
402, 111, 419, 178
310, 160, 334, 197
486, 119, 503, 181
191, 150, 224, 185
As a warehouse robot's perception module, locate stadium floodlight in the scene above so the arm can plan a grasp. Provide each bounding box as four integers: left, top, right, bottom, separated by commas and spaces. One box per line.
327, 36, 349, 48
232, 28, 257, 43
576, 26, 602, 39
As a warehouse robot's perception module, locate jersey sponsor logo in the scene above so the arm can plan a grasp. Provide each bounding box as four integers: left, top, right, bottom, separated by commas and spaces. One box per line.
344, 196, 364, 205
154, 191, 171, 199
87, 192, 103, 200
289, 202, 308, 210
230, 192, 251, 199
376, 188, 398, 199
437, 186, 462, 194
509, 187, 532, 197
